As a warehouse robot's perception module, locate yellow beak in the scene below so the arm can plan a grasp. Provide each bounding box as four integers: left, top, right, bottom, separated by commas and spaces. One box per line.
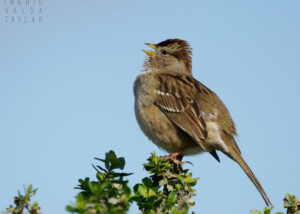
142, 50, 156, 56
142, 43, 157, 56
145, 43, 157, 52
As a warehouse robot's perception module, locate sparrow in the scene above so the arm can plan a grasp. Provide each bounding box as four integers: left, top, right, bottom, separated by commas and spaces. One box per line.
133, 39, 271, 206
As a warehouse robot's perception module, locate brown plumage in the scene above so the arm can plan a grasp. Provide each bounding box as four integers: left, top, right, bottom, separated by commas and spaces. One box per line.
134, 39, 272, 206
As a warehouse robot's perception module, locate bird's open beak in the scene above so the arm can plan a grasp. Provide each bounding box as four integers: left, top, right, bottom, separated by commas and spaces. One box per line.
142, 43, 157, 56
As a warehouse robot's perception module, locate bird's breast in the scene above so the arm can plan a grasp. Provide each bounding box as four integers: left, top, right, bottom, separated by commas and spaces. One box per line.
134, 88, 197, 154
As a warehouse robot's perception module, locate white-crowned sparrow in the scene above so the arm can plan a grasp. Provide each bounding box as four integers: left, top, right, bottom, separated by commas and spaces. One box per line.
133, 39, 271, 206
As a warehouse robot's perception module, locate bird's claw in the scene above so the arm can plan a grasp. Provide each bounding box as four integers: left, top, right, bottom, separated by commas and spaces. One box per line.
158, 155, 191, 166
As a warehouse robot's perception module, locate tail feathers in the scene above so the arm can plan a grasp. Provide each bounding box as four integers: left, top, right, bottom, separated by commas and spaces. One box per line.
210, 150, 220, 162
231, 150, 272, 206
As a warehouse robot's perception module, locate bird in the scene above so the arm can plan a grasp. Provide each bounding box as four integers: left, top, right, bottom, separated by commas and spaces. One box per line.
133, 38, 272, 206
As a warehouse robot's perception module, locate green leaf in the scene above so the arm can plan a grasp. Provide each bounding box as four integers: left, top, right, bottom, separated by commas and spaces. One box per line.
33, 201, 38, 207
170, 206, 179, 214
27, 184, 33, 193
142, 177, 153, 188
111, 157, 125, 170
65, 205, 78, 212
87, 182, 95, 194
181, 206, 189, 214
106, 150, 117, 162
94, 157, 109, 170
168, 192, 176, 206
185, 173, 192, 183
96, 172, 105, 181
175, 183, 183, 190
138, 184, 148, 198
250, 210, 261, 214
95, 164, 108, 172
286, 194, 295, 203
188, 177, 200, 186
99, 181, 109, 192
263, 206, 273, 214
111, 180, 128, 184
75, 193, 85, 209
167, 184, 174, 191
123, 186, 131, 197
143, 163, 156, 171
133, 184, 139, 194
148, 188, 157, 197
138, 202, 153, 210
159, 179, 168, 187
112, 172, 133, 177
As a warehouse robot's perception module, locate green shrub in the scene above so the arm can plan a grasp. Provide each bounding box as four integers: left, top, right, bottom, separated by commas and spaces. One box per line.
3, 150, 299, 214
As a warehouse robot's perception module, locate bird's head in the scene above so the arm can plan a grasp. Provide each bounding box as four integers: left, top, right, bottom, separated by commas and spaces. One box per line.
142, 39, 192, 75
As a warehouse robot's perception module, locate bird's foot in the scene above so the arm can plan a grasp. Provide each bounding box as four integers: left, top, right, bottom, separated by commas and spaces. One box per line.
158, 153, 191, 166
158, 155, 185, 166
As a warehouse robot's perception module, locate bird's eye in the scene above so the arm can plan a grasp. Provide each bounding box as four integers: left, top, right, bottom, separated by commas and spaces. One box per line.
161, 50, 168, 55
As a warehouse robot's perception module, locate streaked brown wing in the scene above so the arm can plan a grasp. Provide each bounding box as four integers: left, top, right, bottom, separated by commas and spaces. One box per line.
154, 75, 209, 152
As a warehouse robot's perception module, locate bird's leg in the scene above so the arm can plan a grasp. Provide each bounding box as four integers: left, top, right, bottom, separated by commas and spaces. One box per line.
158, 148, 188, 166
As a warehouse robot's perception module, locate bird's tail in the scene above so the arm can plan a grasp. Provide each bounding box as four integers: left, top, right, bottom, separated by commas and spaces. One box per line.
229, 147, 272, 206
222, 132, 272, 206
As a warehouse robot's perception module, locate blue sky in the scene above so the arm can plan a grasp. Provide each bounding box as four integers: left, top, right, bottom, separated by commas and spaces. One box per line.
0, 0, 299, 213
